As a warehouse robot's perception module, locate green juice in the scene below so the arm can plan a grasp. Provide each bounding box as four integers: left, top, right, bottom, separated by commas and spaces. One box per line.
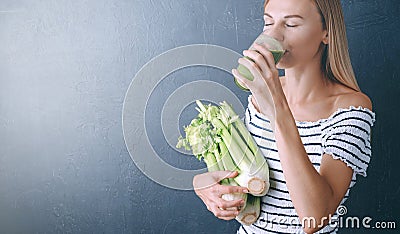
234, 34, 284, 92
235, 49, 284, 92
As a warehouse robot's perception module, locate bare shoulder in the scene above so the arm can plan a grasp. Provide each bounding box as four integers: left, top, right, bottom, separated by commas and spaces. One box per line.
334, 87, 373, 111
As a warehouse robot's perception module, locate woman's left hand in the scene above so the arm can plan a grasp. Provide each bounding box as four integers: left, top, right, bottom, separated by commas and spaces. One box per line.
232, 43, 285, 121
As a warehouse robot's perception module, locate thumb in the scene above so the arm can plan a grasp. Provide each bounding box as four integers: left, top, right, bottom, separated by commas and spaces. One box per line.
232, 69, 250, 87
211, 170, 238, 182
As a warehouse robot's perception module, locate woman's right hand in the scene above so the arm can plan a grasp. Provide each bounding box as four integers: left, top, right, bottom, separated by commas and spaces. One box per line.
193, 170, 248, 220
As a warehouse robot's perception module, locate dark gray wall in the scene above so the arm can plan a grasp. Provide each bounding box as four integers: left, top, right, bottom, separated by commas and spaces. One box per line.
0, 0, 399, 233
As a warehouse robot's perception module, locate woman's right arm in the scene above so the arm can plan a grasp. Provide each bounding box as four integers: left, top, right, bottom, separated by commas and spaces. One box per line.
193, 170, 248, 220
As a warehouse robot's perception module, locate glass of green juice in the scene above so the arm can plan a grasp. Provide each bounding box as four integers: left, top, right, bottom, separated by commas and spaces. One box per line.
234, 34, 285, 92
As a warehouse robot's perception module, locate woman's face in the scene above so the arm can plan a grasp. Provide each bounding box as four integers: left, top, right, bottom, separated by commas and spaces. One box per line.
263, 0, 328, 69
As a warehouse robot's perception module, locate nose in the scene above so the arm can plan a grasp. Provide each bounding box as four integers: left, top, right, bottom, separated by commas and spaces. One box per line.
262, 25, 284, 42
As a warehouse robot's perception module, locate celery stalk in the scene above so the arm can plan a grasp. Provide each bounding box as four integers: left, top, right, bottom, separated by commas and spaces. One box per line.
203, 152, 220, 172
236, 194, 261, 226
212, 148, 226, 174
214, 141, 247, 211
218, 141, 239, 173
220, 102, 270, 196
177, 100, 268, 223
220, 101, 261, 156
209, 118, 252, 171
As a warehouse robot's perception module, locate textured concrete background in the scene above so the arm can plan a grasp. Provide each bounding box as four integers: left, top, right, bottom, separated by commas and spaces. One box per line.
0, 0, 399, 233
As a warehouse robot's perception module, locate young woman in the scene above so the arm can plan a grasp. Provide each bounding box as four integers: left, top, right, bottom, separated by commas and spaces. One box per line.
193, 0, 375, 233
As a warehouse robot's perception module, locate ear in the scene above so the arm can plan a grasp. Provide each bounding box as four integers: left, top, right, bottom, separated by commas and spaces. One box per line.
322, 30, 329, 45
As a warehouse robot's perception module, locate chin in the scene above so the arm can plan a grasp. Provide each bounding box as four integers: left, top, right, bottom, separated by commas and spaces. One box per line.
276, 62, 290, 70
276, 53, 291, 69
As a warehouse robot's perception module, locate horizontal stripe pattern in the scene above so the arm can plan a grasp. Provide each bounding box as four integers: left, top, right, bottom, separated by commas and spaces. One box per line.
237, 221, 338, 234
320, 108, 374, 177
237, 95, 375, 233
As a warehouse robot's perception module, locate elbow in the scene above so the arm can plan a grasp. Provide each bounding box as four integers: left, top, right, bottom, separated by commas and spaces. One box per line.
299, 192, 337, 232
300, 212, 332, 234
302, 225, 323, 234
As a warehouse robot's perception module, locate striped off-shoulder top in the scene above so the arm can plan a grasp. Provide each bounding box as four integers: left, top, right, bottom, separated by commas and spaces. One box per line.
237, 95, 376, 234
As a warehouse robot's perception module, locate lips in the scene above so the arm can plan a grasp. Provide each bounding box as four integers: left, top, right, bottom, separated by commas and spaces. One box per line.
282, 50, 289, 56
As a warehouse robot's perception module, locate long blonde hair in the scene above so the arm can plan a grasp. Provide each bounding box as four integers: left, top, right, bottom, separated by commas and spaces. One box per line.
263, 0, 360, 91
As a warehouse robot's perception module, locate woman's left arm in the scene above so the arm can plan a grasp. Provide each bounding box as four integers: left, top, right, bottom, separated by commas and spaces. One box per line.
274, 92, 372, 233
232, 43, 369, 233
273, 102, 353, 233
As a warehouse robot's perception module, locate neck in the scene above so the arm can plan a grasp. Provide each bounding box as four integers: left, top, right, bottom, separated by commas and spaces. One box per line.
283, 62, 330, 106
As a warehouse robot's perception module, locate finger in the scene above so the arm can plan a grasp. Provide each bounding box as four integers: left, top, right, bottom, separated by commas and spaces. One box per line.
219, 216, 237, 221
219, 184, 249, 195
232, 68, 250, 88
222, 170, 240, 179
252, 43, 279, 80
218, 197, 246, 210
232, 69, 248, 89
212, 185, 247, 198
194, 170, 239, 191
193, 173, 220, 190
211, 184, 234, 198
237, 56, 263, 83
225, 207, 240, 211
211, 205, 240, 218
232, 66, 263, 93
253, 43, 276, 67
243, 49, 271, 74
209, 170, 239, 182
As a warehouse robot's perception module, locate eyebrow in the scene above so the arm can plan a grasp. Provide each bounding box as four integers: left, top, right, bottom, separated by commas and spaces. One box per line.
264, 13, 304, 19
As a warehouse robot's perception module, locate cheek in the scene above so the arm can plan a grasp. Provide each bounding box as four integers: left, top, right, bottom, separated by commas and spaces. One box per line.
286, 28, 323, 60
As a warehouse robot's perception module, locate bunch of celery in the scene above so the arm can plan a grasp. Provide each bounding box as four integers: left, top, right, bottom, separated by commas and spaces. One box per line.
176, 100, 270, 225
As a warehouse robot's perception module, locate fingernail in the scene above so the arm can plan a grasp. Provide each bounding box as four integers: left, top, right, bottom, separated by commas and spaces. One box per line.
240, 200, 245, 205
243, 189, 249, 193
